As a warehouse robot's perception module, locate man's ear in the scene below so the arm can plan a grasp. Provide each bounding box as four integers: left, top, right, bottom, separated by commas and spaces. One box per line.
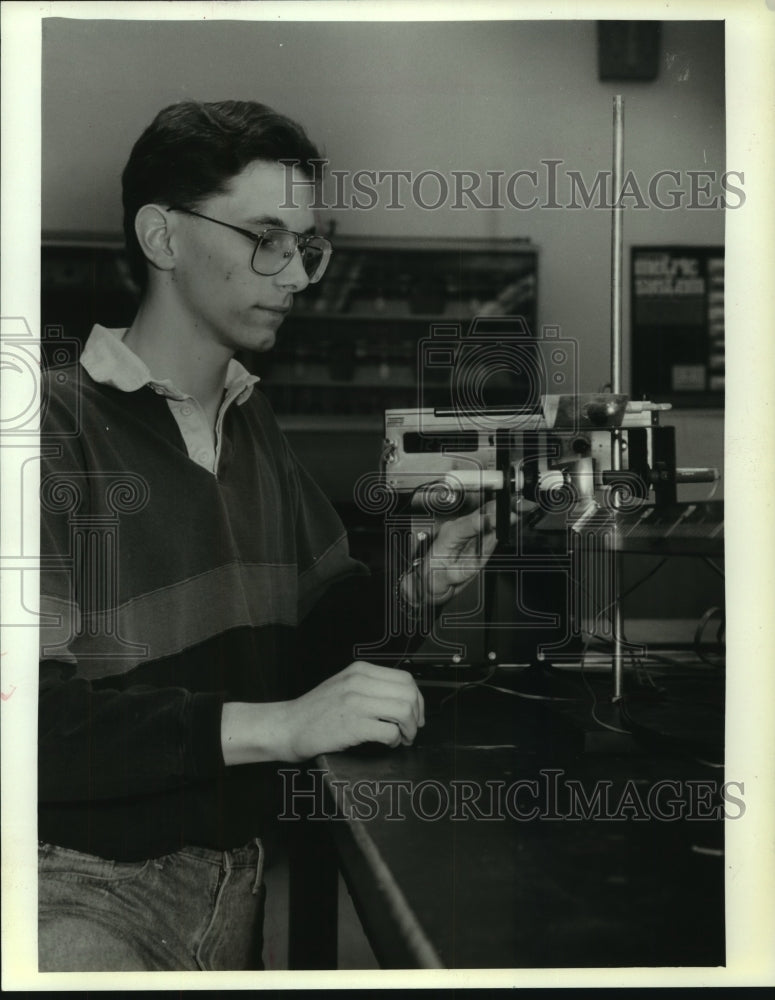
134, 205, 177, 275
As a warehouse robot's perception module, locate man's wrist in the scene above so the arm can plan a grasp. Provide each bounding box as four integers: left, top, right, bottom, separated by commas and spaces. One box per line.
221, 700, 294, 766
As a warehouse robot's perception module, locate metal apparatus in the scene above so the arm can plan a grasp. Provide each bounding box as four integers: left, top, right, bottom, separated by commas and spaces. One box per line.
381, 393, 713, 517
378, 98, 719, 687
381, 393, 718, 558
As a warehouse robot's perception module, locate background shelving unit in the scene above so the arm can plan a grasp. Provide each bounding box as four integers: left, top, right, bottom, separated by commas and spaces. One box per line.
41, 234, 540, 518
249, 235, 539, 433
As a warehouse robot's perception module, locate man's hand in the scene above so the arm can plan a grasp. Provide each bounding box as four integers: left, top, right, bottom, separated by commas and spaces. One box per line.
402, 499, 514, 607
282, 661, 424, 760
221, 661, 424, 766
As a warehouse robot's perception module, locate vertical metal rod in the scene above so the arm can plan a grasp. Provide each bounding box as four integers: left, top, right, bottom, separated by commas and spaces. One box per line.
610, 95, 625, 702
611, 95, 624, 402
612, 567, 625, 700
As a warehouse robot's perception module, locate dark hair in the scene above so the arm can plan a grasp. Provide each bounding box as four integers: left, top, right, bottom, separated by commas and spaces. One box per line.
121, 100, 323, 288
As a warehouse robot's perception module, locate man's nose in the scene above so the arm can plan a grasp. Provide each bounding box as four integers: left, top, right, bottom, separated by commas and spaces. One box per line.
276, 248, 310, 291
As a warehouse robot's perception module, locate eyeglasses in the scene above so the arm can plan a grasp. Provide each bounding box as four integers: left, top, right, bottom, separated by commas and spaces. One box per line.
167, 206, 332, 283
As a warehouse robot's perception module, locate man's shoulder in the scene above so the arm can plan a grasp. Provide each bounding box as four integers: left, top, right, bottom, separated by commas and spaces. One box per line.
41, 359, 83, 398
41, 361, 85, 428
239, 384, 285, 440
41, 359, 130, 438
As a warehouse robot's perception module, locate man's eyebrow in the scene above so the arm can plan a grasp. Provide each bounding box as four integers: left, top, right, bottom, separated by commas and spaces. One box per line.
245, 215, 317, 235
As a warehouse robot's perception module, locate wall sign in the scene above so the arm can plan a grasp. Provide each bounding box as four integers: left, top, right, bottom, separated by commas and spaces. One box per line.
631, 246, 724, 407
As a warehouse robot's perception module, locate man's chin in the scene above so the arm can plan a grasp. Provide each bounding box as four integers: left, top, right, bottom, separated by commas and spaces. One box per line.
248, 332, 276, 353
242, 313, 283, 352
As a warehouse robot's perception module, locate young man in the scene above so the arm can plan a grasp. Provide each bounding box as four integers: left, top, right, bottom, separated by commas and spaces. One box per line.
38, 100, 499, 971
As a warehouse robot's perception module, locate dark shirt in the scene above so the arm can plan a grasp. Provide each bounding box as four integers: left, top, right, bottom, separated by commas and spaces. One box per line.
38, 327, 369, 860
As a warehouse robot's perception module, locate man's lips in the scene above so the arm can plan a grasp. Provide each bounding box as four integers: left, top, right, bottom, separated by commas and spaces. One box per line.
254, 303, 291, 315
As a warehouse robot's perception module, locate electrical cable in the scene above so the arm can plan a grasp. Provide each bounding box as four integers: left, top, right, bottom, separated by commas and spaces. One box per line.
406, 536, 720, 730
436, 556, 676, 724
598, 556, 669, 621
693, 605, 725, 669
694, 757, 724, 769
477, 682, 588, 704
437, 661, 499, 709
703, 557, 725, 579
578, 632, 632, 735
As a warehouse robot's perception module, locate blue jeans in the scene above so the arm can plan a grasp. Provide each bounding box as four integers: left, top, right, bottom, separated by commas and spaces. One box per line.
38, 839, 267, 971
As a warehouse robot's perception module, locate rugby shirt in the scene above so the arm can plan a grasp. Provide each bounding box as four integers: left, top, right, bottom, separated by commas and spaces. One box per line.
38, 326, 370, 860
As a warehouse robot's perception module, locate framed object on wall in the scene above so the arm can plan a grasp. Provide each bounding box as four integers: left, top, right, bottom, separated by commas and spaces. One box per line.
597, 21, 662, 81
631, 246, 724, 408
